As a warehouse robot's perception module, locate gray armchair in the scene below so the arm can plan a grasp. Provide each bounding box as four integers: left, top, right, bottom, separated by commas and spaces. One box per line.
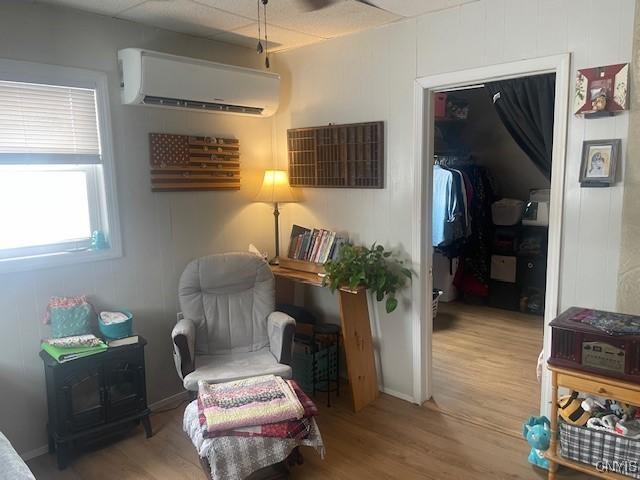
171, 252, 296, 391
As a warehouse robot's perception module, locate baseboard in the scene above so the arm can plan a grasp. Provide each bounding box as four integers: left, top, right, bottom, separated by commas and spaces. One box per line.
149, 390, 190, 411
21, 445, 49, 462
379, 386, 416, 404
21, 390, 191, 462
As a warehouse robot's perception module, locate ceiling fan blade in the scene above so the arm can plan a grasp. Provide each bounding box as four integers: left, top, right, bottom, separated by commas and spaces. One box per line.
354, 0, 392, 11
298, 0, 390, 13
297, 0, 338, 11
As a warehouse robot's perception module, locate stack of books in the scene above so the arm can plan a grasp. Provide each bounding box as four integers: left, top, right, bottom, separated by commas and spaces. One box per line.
41, 334, 140, 363
287, 225, 347, 264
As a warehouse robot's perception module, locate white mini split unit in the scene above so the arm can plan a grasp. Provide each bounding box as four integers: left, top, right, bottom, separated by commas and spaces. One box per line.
117, 48, 280, 117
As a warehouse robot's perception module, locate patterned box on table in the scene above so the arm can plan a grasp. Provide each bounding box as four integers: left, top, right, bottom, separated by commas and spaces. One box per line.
559, 421, 640, 478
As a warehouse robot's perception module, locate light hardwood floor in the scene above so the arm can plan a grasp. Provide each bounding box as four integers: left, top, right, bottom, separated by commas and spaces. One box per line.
28, 302, 594, 479
431, 301, 546, 437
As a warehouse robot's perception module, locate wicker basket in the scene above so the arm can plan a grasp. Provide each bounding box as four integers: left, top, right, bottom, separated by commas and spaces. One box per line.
432, 289, 444, 318
559, 421, 640, 478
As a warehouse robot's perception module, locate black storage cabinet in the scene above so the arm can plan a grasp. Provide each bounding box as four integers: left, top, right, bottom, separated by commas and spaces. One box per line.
517, 255, 547, 288
40, 337, 151, 469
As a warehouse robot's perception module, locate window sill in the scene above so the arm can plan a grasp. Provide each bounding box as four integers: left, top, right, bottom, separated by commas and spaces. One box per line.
0, 246, 123, 274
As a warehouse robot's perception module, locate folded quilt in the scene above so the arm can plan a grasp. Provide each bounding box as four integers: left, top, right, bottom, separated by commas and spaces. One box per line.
288, 380, 318, 418
197, 375, 304, 433
200, 379, 318, 440
203, 415, 312, 440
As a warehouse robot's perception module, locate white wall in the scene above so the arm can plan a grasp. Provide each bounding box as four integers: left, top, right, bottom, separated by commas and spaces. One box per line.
0, 1, 277, 455
272, 0, 635, 401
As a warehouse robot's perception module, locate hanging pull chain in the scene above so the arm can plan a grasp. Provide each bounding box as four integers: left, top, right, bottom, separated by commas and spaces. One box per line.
256, 0, 263, 54
263, 0, 270, 69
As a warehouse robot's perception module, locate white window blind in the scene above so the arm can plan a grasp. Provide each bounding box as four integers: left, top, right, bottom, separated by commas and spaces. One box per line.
0, 80, 101, 164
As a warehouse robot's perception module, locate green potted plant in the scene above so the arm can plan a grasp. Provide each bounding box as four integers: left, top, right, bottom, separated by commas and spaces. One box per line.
323, 243, 412, 313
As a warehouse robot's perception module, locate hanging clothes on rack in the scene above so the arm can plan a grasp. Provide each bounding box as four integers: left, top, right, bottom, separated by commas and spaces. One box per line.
452, 164, 497, 298
447, 166, 473, 238
432, 154, 497, 299
432, 154, 474, 257
432, 164, 466, 252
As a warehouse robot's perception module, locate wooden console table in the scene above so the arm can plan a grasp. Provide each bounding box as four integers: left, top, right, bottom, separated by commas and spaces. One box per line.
271, 265, 379, 412
546, 365, 640, 480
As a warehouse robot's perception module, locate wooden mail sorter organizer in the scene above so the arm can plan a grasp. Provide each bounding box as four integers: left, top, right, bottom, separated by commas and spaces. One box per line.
149, 133, 240, 191
287, 121, 384, 188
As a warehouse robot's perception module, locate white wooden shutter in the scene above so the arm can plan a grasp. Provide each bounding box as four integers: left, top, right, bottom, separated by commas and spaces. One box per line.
0, 80, 101, 164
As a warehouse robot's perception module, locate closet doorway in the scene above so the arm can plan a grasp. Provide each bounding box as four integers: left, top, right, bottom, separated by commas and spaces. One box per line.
411, 56, 571, 431
431, 78, 552, 435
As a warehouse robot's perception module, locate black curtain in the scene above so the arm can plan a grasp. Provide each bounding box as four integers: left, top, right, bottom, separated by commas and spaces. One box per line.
485, 73, 555, 180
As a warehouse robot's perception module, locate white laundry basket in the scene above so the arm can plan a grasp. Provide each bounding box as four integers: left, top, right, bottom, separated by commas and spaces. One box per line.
491, 198, 524, 225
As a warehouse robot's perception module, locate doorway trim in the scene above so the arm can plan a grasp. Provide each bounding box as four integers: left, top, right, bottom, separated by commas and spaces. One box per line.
411, 54, 571, 414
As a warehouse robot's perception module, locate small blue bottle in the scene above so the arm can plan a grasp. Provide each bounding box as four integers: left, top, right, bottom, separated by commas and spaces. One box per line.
91, 230, 109, 250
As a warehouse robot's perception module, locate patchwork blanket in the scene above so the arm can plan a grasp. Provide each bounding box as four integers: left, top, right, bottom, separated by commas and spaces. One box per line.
201, 380, 318, 440
184, 400, 325, 480
197, 375, 304, 433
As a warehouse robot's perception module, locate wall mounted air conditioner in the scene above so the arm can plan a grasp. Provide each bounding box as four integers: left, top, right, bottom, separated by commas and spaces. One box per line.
117, 48, 280, 117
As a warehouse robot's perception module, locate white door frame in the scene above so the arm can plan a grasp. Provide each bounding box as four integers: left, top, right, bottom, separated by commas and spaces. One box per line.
411, 54, 571, 415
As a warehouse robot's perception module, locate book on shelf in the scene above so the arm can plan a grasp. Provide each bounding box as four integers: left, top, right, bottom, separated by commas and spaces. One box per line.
41, 341, 108, 364
319, 231, 336, 263
287, 225, 348, 264
330, 236, 347, 260
299, 231, 311, 260
107, 335, 139, 348
308, 229, 322, 262
288, 224, 310, 258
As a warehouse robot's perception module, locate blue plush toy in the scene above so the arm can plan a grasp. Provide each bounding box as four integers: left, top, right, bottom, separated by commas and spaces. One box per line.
523, 416, 551, 470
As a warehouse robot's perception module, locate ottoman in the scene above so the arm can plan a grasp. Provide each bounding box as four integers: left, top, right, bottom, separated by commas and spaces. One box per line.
183, 400, 324, 480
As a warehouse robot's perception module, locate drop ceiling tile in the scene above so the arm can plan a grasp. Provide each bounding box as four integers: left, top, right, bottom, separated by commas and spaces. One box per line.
366, 0, 480, 17
198, 0, 401, 38
213, 23, 323, 52
195, 0, 314, 20
117, 0, 254, 38
34, 0, 146, 16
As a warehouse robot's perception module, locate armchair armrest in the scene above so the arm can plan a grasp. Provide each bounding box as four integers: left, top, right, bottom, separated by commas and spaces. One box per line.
172, 318, 196, 380
267, 311, 296, 365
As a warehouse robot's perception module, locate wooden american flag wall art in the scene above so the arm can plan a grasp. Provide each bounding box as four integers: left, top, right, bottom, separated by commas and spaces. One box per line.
149, 133, 240, 191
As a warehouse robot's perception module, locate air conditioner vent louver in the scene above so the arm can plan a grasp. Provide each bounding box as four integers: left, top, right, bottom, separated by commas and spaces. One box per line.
142, 96, 264, 115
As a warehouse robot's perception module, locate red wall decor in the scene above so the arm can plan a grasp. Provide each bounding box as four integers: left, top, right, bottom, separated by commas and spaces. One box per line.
574, 63, 629, 117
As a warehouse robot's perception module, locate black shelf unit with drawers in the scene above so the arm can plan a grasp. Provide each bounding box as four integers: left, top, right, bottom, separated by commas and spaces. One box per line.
489, 225, 548, 315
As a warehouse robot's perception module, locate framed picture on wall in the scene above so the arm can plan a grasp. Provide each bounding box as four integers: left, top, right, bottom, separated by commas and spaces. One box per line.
574, 64, 629, 117
579, 139, 621, 187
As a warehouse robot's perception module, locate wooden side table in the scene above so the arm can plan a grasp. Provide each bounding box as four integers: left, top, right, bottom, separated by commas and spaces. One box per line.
546, 365, 640, 480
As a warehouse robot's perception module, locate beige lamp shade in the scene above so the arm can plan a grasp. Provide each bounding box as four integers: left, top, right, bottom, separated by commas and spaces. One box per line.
255, 169, 296, 203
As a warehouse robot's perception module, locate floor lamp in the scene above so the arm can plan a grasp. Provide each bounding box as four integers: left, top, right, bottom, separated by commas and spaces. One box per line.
255, 170, 296, 265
